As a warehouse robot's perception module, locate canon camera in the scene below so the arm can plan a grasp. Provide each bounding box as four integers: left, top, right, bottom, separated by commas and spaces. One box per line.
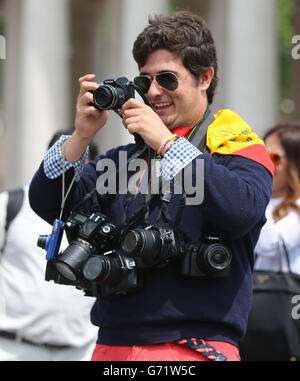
91, 76, 151, 148
92, 77, 135, 111
181, 236, 232, 278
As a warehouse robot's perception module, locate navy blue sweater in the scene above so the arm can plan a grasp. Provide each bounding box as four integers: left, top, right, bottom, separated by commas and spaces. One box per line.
29, 143, 273, 348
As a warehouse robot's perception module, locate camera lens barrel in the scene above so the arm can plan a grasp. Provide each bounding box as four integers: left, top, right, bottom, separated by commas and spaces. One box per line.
93, 85, 118, 110
83, 256, 110, 281
55, 240, 92, 282
198, 243, 232, 272
122, 229, 161, 259
37, 235, 50, 250
83, 255, 122, 285
121, 230, 143, 256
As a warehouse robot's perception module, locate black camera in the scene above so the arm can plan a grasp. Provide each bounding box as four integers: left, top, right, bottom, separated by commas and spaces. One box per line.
181, 236, 232, 278
55, 212, 118, 282
121, 224, 183, 268
38, 211, 139, 298
92, 77, 135, 111
91, 76, 150, 148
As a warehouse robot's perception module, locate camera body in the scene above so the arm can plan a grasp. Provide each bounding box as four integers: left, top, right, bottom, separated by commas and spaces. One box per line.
91, 76, 146, 148
181, 236, 232, 278
92, 77, 135, 111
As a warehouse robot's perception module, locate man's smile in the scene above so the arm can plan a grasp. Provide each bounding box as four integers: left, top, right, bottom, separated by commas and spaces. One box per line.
153, 101, 173, 112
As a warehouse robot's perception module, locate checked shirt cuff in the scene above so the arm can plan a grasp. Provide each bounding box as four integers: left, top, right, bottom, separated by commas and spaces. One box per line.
43, 135, 89, 180
161, 137, 202, 180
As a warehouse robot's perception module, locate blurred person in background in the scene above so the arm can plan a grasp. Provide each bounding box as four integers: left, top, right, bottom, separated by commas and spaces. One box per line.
0, 130, 99, 361
240, 122, 300, 361
254, 122, 300, 274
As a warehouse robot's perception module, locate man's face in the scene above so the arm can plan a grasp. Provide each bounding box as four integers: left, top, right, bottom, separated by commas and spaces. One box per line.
140, 49, 211, 131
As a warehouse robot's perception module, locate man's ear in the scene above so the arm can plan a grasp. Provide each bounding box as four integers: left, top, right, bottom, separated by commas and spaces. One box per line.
199, 67, 215, 91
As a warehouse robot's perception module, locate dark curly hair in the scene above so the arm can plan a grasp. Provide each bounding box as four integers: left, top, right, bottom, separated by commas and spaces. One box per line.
132, 11, 218, 105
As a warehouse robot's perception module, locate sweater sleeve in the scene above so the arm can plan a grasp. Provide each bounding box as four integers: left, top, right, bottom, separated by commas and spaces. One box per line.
43, 135, 89, 180
29, 145, 133, 225
29, 157, 100, 225
184, 152, 273, 239
159, 135, 272, 239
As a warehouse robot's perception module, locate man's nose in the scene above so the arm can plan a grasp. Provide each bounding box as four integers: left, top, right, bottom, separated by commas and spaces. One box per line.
147, 79, 164, 97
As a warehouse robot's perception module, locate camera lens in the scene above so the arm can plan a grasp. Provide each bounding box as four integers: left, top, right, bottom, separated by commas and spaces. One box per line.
37, 235, 50, 250
93, 85, 117, 110
199, 243, 232, 272
122, 229, 161, 259
83, 255, 122, 285
121, 230, 143, 256
55, 240, 93, 282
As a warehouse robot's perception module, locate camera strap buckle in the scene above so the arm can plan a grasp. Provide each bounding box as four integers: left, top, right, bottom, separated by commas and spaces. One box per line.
161, 189, 172, 204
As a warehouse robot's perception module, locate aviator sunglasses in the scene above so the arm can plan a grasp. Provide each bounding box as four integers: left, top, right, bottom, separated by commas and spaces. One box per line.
133, 72, 179, 93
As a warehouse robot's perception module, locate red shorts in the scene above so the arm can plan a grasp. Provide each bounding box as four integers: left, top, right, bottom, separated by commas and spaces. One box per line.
91, 341, 240, 361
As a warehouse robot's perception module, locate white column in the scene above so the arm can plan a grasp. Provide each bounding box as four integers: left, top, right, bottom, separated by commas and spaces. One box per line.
97, 0, 170, 153
3, 0, 70, 189
221, 0, 278, 136
205, 0, 228, 113
119, 0, 170, 80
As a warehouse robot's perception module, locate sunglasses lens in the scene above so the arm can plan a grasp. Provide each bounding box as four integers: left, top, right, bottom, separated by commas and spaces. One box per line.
133, 76, 151, 93
269, 153, 281, 166
157, 72, 178, 91
134, 72, 179, 93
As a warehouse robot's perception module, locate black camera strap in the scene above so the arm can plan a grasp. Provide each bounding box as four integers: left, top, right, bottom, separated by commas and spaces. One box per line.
187, 107, 213, 152
164, 108, 214, 232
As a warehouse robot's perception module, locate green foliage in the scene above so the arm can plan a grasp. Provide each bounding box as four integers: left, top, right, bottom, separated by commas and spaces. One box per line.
170, 0, 183, 14
277, 0, 295, 96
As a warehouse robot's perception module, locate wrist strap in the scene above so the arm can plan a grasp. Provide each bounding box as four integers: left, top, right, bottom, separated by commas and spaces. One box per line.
59, 140, 86, 221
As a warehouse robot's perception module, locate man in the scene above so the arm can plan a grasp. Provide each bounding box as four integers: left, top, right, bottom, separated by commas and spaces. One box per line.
29, 11, 274, 361
0, 131, 99, 361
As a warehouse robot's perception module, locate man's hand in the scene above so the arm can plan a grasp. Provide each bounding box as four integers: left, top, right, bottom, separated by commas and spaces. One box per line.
63, 74, 109, 163
120, 99, 171, 152
75, 74, 109, 140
